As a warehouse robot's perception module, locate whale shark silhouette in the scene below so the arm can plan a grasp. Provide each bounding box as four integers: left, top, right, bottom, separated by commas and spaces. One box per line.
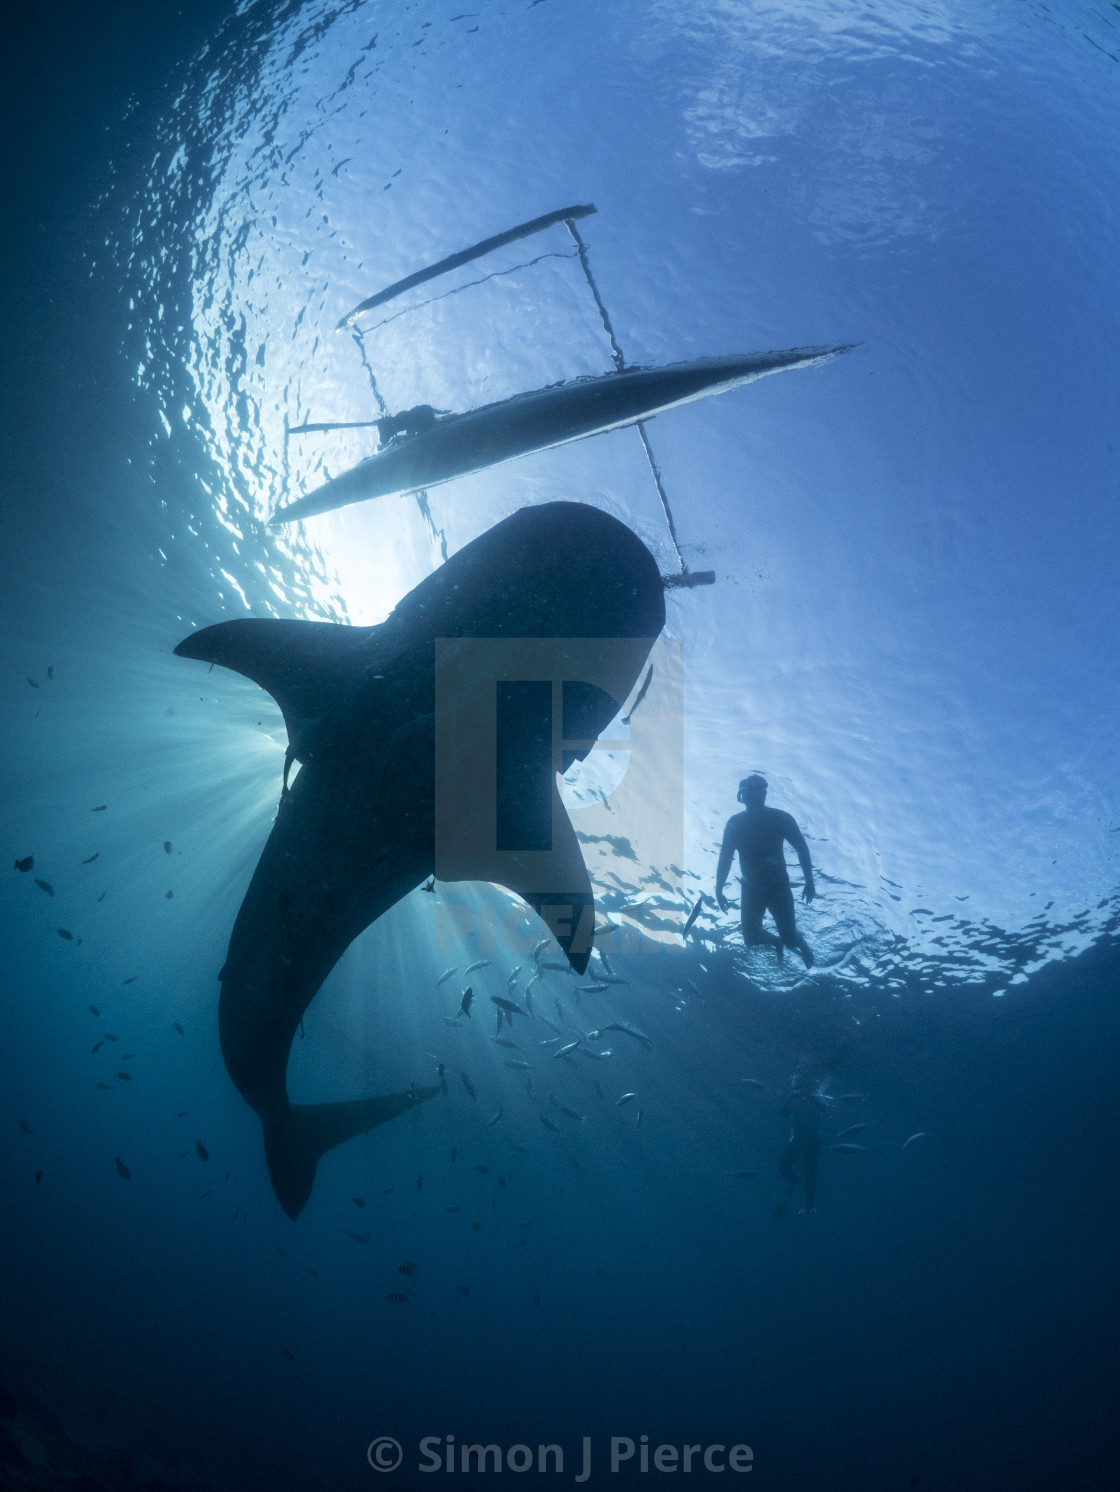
175, 502, 665, 1217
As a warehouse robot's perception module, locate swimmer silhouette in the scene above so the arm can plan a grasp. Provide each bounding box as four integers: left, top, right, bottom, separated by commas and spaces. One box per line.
774, 1072, 828, 1219
715, 774, 815, 966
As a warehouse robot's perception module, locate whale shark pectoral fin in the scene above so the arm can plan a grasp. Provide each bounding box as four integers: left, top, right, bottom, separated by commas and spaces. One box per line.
265, 1087, 440, 1220
174, 619, 375, 752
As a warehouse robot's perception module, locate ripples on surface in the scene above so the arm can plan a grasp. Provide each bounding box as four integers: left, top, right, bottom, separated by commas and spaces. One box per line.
110, 0, 1120, 1017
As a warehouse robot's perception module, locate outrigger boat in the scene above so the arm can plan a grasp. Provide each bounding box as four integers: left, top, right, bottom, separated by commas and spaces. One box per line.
272, 347, 848, 526
277, 205, 851, 584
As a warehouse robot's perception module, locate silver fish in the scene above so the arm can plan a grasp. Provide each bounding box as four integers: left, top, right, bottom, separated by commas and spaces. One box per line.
487, 1106, 503, 1126
503, 1059, 533, 1071
464, 959, 492, 975
902, 1131, 928, 1150
829, 1142, 868, 1153
836, 1123, 869, 1139
436, 967, 458, 987
616, 1092, 637, 1107
553, 1040, 581, 1059
539, 1114, 561, 1132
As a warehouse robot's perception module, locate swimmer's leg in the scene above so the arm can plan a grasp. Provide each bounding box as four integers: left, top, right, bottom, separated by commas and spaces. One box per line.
770, 883, 813, 967
742, 884, 782, 953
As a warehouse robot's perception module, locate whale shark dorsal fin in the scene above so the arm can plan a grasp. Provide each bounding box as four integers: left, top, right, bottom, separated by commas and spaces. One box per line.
174, 619, 375, 752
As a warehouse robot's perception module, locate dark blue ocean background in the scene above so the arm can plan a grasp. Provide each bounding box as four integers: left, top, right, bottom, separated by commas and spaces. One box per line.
2, 2, 1119, 1488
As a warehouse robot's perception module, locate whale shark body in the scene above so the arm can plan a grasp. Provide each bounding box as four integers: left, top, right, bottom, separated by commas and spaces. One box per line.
175, 502, 664, 1217
273, 347, 850, 525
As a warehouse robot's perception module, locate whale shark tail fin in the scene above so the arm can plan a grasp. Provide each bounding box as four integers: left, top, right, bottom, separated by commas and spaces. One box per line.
264, 1088, 440, 1220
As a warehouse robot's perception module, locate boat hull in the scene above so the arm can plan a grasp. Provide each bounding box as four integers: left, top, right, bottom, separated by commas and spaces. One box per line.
272, 346, 850, 524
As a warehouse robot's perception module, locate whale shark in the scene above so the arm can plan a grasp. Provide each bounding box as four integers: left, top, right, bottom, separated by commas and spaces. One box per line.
175, 502, 665, 1217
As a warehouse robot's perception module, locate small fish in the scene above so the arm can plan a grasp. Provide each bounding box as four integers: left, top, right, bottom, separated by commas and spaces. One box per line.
88, 1004, 100, 1017
503, 1059, 533, 1071
417, 1175, 423, 1191
385, 1291, 409, 1303
35, 879, 54, 896
511, 1142, 530, 1154
173, 1022, 185, 1035
57, 927, 74, 940
474, 1164, 490, 1174
506, 965, 522, 988
281, 1349, 295, 1361
464, 959, 492, 975
636, 1109, 643, 1126
740, 1078, 765, 1089
594, 1021, 652, 1049
438, 1062, 448, 1095
398, 1261, 417, 1277
836, 1093, 866, 1104
616, 1092, 637, 1107
490, 994, 524, 1017
47, 666, 54, 680
199, 1190, 211, 1200
681, 894, 704, 937
553, 1040, 581, 1060
35, 1170, 43, 1184
97, 892, 107, 902
560, 1107, 584, 1123
117, 1072, 131, 1081
165, 890, 173, 899
541, 961, 570, 973
176, 1110, 189, 1118
456, 1285, 471, 1296
14, 856, 33, 872
487, 1106, 503, 1126
525, 1076, 535, 1100
446, 1205, 460, 1213
457, 986, 474, 1019
436, 966, 458, 987
104, 1034, 118, 1042
114, 1157, 132, 1179
345, 1230, 371, 1244
27, 676, 39, 688
539, 1114, 561, 1132
18, 1118, 31, 1134
82, 853, 100, 864
122, 976, 138, 985
353, 1196, 366, 1208
90, 1042, 103, 1054
451, 1147, 458, 1162
524, 986, 534, 1015
460, 1071, 476, 1101
731, 1170, 760, 1179
164, 841, 172, 854
92, 804, 107, 812
492, 1037, 520, 1049
902, 1132, 928, 1150
836, 1123, 869, 1140
581, 1047, 613, 1061
95, 1083, 110, 1090
830, 1143, 868, 1153
196, 1141, 209, 1162
579, 983, 610, 994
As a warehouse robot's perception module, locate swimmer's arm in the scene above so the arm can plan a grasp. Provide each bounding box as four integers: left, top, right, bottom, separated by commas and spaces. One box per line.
784, 818, 816, 903
715, 822, 736, 912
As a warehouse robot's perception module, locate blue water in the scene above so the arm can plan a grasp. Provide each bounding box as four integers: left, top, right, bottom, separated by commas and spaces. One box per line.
2, 1, 1119, 1487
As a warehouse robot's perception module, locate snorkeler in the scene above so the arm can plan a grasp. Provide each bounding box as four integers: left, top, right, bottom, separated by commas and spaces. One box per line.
775, 1073, 828, 1219
715, 774, 816, 966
